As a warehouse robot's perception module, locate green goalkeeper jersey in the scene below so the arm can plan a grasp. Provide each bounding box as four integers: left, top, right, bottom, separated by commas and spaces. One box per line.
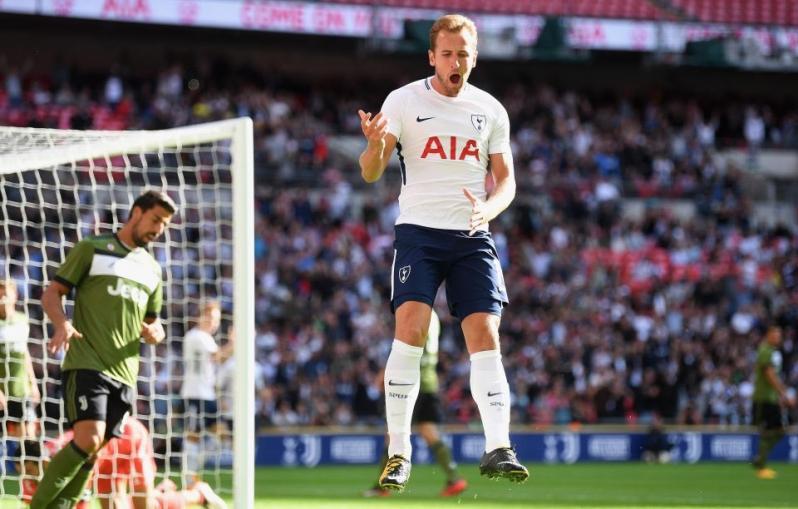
54, 234, 163, 387
753, 342, 781, 404
0, 310, 30, 399
419, 311, 441, 394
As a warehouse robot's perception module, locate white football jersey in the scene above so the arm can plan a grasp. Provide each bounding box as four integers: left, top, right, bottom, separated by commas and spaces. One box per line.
180, 327, 218, 401
381, 77, 512, 231
0, 311, 29, 353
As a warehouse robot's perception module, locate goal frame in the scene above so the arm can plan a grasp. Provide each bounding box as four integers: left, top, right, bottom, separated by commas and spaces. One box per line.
0, 118, 255, 508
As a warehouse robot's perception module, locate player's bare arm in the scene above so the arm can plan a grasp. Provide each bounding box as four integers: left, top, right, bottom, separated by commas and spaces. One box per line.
214, 329, 235, 364
358, 110, 397, 182
25, 351, 41, 403
463, 152, 516, 235
41, 280, 83, 354
765, 365, 796, 407
140, 317, 166, 345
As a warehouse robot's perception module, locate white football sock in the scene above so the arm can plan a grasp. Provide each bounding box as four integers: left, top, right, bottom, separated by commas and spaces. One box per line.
470, 349, 511, 452
384, 339, 423, 459
182, 438, 201, 486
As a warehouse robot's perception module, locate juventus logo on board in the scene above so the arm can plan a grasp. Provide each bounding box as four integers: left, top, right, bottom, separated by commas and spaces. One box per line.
471, 114, 486, 133
399, 265, 411, 283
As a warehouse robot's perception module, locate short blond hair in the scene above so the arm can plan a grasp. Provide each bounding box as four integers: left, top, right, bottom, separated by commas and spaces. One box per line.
200, 300, 221, 316
429, 14, 478, 51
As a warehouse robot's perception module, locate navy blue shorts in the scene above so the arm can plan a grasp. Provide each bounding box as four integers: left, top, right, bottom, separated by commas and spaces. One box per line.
184, 398, 220, 433
391, 224, 508, 319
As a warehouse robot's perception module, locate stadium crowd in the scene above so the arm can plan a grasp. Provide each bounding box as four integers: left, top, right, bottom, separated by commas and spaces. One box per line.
1, 57, 797, 430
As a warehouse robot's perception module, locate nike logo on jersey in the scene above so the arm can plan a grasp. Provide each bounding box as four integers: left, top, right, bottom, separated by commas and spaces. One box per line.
487, 391, 503, 397
388, 380, 414, 386
416, 116, 435, 122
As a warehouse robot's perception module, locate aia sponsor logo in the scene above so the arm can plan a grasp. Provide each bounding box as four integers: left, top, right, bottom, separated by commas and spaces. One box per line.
101, 0, 151, 20
178, 0, 198, 24
52, 0, 75, 16
420, 136, 479, 161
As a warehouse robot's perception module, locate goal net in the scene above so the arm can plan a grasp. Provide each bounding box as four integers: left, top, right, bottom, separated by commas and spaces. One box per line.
0, 119, 254, 507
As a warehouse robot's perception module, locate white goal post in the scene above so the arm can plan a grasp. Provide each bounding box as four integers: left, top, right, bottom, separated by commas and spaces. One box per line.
0, 118, 254, 507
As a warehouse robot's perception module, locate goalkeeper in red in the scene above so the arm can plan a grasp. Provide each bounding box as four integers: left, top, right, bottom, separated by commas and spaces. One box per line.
94, 418, 227, 509
16, 418, 227, 508
31, 190, 177, 509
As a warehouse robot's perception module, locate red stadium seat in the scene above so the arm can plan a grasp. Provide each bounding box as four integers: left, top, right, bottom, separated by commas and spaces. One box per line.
672, 0, 797, 26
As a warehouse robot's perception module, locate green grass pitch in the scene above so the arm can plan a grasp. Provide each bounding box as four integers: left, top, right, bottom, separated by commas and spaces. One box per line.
3, 463, 797, 508
259, 463, 797, 508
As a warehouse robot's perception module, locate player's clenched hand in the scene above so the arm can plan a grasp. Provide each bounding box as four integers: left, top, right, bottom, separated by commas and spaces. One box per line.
140, 321, 166, 345
358, 110, 388, 149
49, 320, 83, 355
463, 188, 489, 236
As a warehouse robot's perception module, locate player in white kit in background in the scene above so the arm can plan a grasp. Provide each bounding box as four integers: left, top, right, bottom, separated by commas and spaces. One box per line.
180, 300, 234, 486
358, 13, 529, 491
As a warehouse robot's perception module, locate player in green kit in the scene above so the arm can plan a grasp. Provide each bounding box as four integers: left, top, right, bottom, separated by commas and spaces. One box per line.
30, 190, 177, 509
364, 310, 468, 497
0, 279, 40, 439
751, 325, 795, 479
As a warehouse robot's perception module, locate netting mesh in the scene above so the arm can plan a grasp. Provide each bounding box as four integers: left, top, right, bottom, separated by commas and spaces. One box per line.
0, 129, 142, 157
0, 127, 237, 503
